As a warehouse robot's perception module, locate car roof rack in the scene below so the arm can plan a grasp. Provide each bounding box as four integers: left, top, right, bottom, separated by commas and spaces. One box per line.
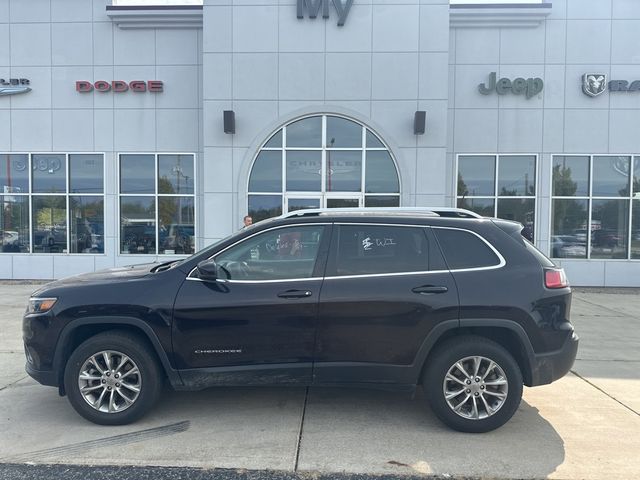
281, 207, 483, 219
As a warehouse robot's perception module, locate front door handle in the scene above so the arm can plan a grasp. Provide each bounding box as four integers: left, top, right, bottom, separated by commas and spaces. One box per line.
412, 285, 448, 295
277, 289, 313, 299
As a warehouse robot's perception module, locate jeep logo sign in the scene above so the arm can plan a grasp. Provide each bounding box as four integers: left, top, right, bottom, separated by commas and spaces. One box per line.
297, 0, 353, 27
478, 72, 544, 99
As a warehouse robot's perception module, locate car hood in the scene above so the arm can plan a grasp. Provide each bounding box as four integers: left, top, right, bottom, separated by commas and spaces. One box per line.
32, 263, 158, 294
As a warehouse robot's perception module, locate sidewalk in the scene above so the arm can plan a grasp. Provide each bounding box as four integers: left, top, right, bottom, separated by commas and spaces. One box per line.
1, 285, 639, 479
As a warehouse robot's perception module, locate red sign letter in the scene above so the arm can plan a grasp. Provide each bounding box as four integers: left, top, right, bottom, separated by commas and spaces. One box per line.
94, 81, 111, 92
76, 81, 92, 92
112, 80, 129, 92
148, 80, 163, 92
129, 81, 146, 92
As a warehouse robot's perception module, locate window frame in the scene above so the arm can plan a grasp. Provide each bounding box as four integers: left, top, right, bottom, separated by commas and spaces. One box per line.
0, 152, 106, 255
455, 153, 538, 240
117, 152, 197, 257
549, 154, 637, 261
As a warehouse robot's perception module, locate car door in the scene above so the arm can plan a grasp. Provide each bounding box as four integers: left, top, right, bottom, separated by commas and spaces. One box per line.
314, 223, 459, 385
172, 223, 331, 386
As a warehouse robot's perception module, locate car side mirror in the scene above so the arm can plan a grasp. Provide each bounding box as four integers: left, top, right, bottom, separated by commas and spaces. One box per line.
196, 258, 220, 281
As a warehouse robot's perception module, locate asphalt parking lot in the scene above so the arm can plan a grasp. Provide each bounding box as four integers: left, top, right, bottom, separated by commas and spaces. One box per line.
1, 284, 639, 480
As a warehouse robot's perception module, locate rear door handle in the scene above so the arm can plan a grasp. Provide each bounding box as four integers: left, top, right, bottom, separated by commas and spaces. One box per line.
277, 289, 313, 299
412, 285, 448, 295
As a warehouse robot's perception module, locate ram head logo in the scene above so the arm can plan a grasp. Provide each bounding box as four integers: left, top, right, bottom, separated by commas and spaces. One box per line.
582, 74, 607, 97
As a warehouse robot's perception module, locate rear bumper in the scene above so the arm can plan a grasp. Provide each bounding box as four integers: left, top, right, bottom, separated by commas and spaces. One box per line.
529, 331, 579, 386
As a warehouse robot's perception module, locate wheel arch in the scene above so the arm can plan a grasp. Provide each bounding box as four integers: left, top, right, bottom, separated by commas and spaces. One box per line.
415, 320, 536, 387
53, 316, 183, 395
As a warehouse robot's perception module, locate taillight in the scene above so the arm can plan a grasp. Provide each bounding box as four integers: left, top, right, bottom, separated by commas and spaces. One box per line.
545, 268, 568, 289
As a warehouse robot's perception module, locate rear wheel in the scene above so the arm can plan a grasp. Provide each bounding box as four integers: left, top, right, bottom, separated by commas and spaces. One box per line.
64, 331, 162, 425
424, 336, 523, 433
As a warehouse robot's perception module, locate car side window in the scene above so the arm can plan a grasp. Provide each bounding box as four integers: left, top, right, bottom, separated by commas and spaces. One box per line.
214, 225, 325, 281
331, 225, 429, 276
433, 228, 501, 270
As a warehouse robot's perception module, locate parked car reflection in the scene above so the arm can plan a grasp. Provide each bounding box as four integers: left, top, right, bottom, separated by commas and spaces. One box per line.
33, 224, 67, 252
160, 223, 194, 255
551, 235, 586, 258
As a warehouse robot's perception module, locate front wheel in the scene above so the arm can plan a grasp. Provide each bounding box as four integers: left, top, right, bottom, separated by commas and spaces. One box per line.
64, 331, 163, 425
423, 336, 523, 433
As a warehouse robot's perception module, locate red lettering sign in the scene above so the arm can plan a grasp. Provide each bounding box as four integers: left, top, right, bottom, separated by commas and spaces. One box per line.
75, 81, 164, 93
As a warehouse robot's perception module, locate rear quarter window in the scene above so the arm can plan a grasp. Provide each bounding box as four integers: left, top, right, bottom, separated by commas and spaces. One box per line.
434, 228, 501, 270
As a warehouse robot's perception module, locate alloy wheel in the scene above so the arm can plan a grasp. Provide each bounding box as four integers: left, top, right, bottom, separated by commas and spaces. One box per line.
442, 355, 509, 420
77, 350, 142, 413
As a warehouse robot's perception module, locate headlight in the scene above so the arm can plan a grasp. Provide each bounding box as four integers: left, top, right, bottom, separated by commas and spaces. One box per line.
27, 297, 57, 314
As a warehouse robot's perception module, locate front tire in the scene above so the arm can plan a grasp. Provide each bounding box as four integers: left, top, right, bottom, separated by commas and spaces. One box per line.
423, 336, 523, 433
64, 331, 162, 425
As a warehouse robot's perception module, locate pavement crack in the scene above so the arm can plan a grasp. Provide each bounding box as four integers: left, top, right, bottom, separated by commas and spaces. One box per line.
570, 370, 640, 417
0, 375, 28, 393
293, 387, 309, 472
0, 420, 191, 463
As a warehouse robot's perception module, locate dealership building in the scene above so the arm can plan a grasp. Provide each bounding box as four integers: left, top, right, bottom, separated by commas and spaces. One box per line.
1, 0, 640, 286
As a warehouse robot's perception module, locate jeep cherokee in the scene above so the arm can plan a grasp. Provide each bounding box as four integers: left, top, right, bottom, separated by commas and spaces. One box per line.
23, 208, 578, 432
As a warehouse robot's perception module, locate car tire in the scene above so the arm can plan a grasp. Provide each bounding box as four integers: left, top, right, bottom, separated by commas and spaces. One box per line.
423, 335, 523, 433
64, 331, 163, 425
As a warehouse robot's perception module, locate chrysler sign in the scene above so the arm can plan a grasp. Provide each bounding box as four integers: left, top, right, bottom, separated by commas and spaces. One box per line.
0, 78, 31, 96
76, 80, 163, 93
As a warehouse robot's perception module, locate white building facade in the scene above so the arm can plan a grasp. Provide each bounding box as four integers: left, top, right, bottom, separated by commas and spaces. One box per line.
1, 0, 639, 286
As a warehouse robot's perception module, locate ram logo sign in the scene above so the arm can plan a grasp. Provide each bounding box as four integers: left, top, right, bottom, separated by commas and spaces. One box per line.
297, 0, 353, 27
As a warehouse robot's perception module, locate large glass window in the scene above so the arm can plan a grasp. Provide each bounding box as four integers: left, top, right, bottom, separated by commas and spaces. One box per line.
551, 155, 636, 260
119, 154, 196, 255
248, 115, 400, 221
0, 153, 104, 254
457, 155, 536, 240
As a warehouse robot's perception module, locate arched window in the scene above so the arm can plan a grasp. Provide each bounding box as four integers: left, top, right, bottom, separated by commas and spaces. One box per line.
247, 114, 400, 221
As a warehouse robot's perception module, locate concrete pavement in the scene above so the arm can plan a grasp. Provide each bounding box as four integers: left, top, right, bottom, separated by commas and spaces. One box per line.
0, 284, 639, 479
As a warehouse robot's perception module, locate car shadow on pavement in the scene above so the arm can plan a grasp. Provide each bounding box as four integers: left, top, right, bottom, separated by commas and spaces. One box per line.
150, 384, 565, 478
289, 386, 565, 478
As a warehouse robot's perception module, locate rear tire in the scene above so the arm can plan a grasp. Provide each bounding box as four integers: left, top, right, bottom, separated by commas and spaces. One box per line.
64, 331, 162, 425
423, 335, 523, 433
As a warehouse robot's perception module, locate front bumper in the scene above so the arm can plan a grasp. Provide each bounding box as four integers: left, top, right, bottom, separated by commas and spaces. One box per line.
25, 362, 58, 387
529, 331, 579, 386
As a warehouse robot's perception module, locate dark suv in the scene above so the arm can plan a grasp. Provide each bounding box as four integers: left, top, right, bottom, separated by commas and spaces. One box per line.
23, 208, 578, 433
